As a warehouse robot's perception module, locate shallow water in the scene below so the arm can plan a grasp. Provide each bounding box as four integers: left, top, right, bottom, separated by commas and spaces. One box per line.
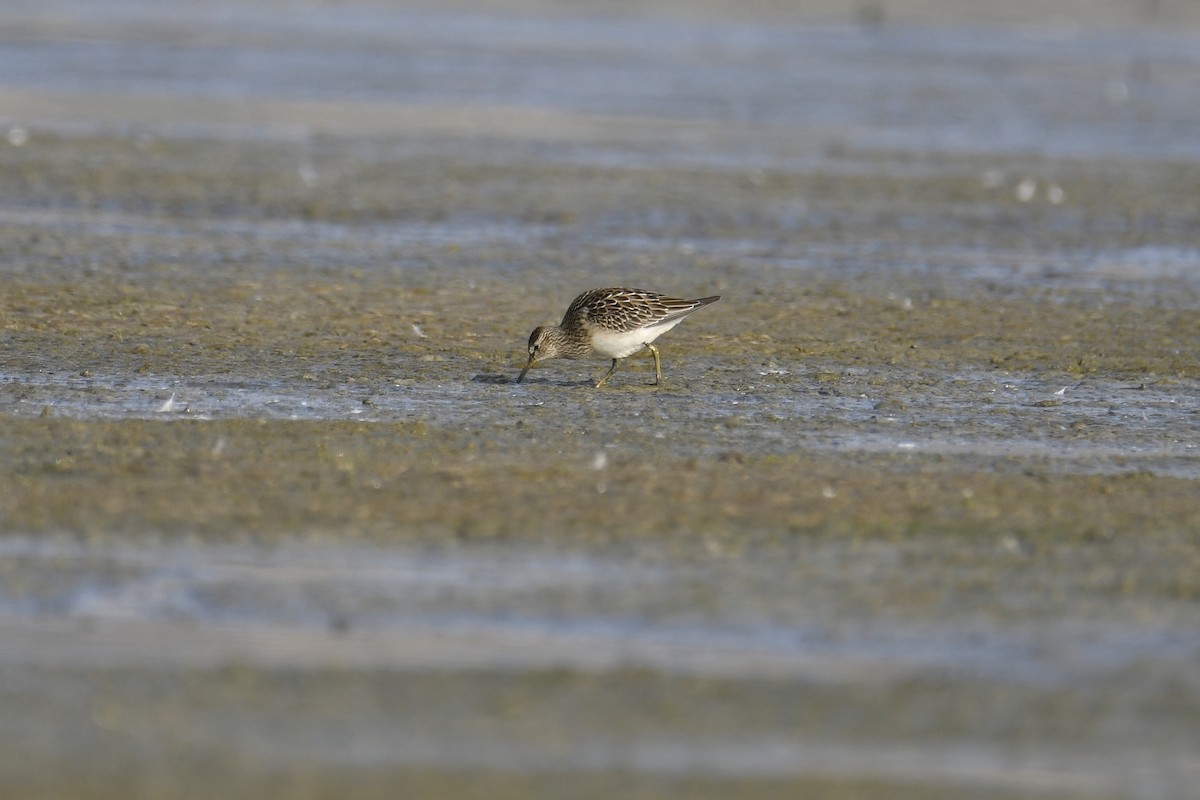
3, 534, 1198, 682
2, 1, 1200, 798
2, 533, 1198, 796
4, 368, 1198, 479
6, 2, 1200, 161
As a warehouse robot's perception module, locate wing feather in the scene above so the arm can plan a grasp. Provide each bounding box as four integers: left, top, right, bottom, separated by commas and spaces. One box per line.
566, 288, 718, 333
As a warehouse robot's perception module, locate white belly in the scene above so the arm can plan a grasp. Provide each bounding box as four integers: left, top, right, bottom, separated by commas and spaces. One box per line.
588, 319, 682, 359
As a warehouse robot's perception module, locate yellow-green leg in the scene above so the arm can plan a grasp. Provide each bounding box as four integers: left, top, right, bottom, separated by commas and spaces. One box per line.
646, 343, 663, 385
594, 358, 619, 388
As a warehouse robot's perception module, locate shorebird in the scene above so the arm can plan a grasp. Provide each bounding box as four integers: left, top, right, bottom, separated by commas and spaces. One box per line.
517, 288, 720, 387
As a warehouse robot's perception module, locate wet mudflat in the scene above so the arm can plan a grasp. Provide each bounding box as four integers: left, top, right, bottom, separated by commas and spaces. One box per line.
2, 1, 1200, 798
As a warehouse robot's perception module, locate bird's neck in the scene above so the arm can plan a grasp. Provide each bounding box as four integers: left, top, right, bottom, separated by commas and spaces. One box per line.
549, 324, 593, 357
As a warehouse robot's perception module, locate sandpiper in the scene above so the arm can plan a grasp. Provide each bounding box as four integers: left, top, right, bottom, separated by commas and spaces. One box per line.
517, 288, 720, 387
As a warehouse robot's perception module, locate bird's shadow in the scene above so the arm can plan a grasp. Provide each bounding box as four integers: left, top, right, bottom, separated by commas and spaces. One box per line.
471, 373, 595, 387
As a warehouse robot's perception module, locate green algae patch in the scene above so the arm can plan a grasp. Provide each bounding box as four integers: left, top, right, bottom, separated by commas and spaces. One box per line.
2, 417, 1196, 551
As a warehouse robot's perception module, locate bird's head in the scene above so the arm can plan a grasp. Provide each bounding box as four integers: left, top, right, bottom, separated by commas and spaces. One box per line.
516, 326, 566, 382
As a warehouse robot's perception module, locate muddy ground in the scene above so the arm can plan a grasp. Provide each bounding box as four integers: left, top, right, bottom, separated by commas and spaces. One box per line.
2, 1, 1200, 798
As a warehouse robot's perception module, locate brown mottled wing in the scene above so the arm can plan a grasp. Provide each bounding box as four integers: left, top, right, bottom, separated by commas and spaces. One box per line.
567, 288, 719, 333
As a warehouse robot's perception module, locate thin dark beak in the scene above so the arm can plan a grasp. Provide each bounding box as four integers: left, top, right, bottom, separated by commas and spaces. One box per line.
517, 355, 534, 383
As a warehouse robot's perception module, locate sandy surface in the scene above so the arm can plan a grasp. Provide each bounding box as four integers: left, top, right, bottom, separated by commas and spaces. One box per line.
1, 1, 1199, 798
